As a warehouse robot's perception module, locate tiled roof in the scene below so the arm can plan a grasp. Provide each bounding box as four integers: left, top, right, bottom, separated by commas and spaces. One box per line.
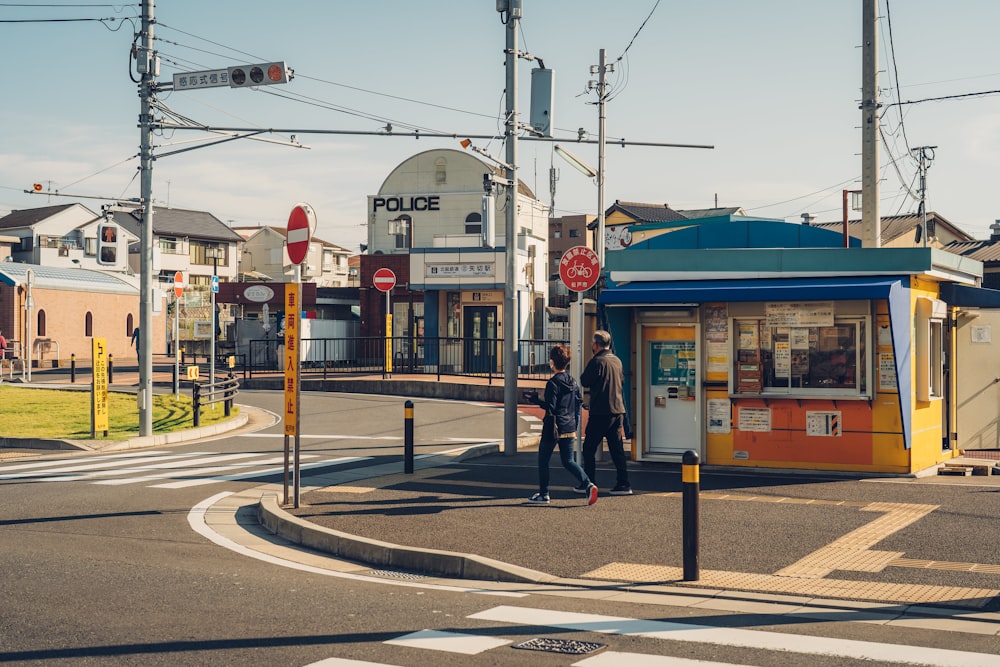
0, 204, 90, 230
119, 207, 244, 243
607, 200, 687, 223
945, 240, 1000, 263
811, 212, 972, 244
0, 262, 137, 294
235, 225, 351, 252
676, 207, 745, 219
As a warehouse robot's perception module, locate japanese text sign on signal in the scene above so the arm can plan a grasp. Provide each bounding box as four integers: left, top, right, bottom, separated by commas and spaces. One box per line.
286, 203, 315, 266
173, 271, 184, 298
373, 267, 396, 292
559, 245, 600, 292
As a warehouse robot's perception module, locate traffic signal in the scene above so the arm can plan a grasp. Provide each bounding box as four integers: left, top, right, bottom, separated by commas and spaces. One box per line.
228, 62, 292, 88
97, 224, 117, 265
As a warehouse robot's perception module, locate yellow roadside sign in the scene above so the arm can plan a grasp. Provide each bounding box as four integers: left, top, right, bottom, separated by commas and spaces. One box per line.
284, 283, 300, 435
91, 337, 109, 434
186, 365, 199, 380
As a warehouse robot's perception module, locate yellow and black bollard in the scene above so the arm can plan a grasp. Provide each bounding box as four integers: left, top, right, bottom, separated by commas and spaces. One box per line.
404, 400, 414, 474
682, 449, 700, 581
70, 353, 76, 383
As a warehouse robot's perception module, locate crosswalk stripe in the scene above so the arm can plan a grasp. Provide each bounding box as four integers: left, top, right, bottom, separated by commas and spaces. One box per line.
469, 605, 998, 667
93, 454, 320, 486
242, 434, 401, 441
384, 629, 511, 655
574, 651, 755, 666
36, 452, 263, 483
0, 450, 171, 472
151, 455, 371, 488
0, 452, 205, 480
304, 658, 401, 667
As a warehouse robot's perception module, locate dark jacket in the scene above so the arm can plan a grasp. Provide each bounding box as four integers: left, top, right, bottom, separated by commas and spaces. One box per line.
529, 370, 583, 439
580, 349, 625, 415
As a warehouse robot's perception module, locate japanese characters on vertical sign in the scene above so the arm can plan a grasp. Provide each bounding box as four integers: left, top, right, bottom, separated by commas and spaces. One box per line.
91, 337, 109, 433
283, 283, 300, 435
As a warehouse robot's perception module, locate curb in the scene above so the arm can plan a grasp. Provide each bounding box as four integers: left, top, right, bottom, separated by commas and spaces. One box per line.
257, 493, 556, 584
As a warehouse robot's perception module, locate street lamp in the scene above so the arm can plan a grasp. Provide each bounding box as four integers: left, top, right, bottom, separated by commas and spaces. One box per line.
205, 245, 224, 392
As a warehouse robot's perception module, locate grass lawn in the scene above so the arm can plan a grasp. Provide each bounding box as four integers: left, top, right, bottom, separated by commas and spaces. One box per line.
0, 386, 238, 440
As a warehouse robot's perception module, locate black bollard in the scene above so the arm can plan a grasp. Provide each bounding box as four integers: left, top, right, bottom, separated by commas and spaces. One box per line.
404, 400, 414, 474
70, 353, 76, 383
682, 449, 700, 581
192, 382, 201, 428
107, 354, 114, 384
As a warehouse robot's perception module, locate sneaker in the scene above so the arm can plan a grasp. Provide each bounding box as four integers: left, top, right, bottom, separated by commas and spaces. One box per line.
609, 484, 633, 496
572, 482, 590, 495
587, 483, 599, 506
527, 492, 550, 504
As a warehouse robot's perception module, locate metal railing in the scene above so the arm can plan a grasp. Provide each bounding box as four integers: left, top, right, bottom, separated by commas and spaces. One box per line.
243, 336, 566, 382
192, 372, 240, 427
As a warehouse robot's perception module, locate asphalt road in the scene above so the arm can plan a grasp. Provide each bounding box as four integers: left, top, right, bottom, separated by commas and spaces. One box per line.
1, 389, 998, 666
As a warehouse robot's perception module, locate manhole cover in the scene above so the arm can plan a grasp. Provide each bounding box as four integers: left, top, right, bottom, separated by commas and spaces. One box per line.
512, 638, 606, 654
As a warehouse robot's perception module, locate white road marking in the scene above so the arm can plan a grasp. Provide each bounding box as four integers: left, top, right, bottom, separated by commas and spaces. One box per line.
0, 451, 204, 480
384, 629, 511, 655
575, 652, 755, 666
93, 454, 319, 486
304, 659, 401, 667
470, 605, 999, 667
152, 456, 371, 488
0, 450, 171, 472
35, 452, 262, 482
241, 434, 401, 440
186, 492, 526, 597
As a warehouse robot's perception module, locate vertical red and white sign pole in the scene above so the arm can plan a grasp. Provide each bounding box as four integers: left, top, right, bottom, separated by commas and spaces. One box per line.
559, 246, 601, 462
284, 203, 314, 508
373, 268, 396, 380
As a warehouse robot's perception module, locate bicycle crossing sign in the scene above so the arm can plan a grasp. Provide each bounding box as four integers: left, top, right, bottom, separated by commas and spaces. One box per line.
558, 245, 600, 292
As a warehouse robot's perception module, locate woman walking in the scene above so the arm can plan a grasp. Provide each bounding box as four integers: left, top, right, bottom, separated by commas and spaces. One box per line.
524, 344, 598, 505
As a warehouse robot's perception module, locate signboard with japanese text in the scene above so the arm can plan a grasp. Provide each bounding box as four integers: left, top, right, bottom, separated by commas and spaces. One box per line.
91, 337, 109, 434
426, 262, 495, 278
283, 283, 300, 435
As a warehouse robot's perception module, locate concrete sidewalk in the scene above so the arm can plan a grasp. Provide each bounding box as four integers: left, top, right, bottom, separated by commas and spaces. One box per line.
245, 447, 1000, 613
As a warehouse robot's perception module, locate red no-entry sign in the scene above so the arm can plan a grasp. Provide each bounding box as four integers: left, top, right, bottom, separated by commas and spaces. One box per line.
173, 271, 184, 298
286, 203, 315, 266
373, 267, 396, 292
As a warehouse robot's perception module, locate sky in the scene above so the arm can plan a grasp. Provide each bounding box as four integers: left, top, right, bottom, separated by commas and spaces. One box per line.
2, 1, 1000, 254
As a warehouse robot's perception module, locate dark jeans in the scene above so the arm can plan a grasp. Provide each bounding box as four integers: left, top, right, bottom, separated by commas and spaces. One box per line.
582, 413, 629, 487
537, 435, 589, 494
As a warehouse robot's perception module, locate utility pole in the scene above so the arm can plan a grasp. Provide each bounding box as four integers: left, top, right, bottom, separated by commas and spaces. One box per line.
137, 0, 156, 436
861, 0, 880, 248
592, 49, 612, 266
912, 146, 936, 247
501, 0, 521, 455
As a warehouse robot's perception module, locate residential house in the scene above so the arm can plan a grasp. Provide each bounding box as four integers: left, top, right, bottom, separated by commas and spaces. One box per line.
0, 203, 134, 273
233, 226, 352, 287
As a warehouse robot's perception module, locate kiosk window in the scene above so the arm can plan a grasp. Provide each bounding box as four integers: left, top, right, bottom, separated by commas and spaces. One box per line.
732, 317, 868, 397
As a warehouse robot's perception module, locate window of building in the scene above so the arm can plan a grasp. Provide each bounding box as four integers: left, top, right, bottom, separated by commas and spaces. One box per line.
37, 310, 46, 337
915, 297, 945, 401
159, 237, 178, 254
84, 237, 97, 256
127, 313, 134, 335
569, 229, 580, 238
446, 292, 461, 337
435, 157, 447, 184
85, 312, 93, 337
392, 215, 412, 250
190, 241, 228, 266
732, 316, 869, 397
553, 230, 562, 239
465, 212, 482, 235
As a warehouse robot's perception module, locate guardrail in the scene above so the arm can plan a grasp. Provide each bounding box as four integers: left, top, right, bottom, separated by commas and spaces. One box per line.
192, 372, 239, 427
243, 336, 566, 382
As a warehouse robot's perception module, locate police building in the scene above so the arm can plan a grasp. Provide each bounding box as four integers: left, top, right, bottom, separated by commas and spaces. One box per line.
359, 148, 549, 373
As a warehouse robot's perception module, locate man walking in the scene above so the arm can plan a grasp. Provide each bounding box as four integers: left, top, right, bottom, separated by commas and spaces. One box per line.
579, 330, 632, 495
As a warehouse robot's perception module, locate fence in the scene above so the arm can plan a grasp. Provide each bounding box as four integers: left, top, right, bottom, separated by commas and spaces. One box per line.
243, 336, 567, 382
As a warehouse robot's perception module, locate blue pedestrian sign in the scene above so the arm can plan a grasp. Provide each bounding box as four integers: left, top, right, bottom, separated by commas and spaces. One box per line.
211, 275, 219, 294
